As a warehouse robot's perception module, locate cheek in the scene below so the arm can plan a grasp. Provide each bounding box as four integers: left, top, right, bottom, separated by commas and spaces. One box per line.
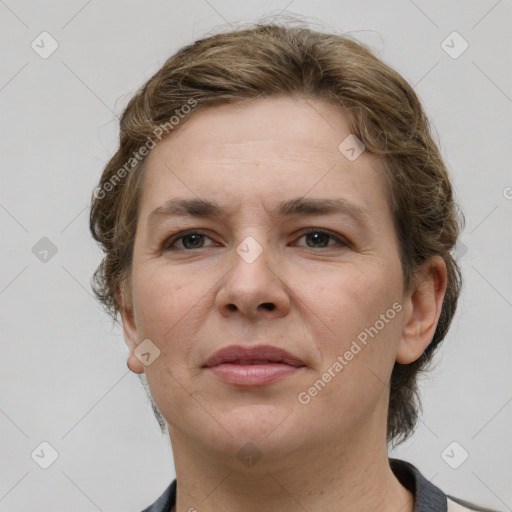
131, 265, 187, 338
302, 262, 403, 369
131, 262, 219, 375
301, 264, 396, 330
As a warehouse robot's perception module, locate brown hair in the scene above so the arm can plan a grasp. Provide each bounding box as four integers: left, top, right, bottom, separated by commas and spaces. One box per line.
89, 20, 464, 446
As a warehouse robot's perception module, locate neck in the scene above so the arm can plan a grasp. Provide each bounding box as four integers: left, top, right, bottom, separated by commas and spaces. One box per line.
167, 421, 414, 512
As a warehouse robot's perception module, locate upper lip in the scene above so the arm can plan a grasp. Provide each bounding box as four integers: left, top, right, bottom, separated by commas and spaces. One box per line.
202, 344, 305, 368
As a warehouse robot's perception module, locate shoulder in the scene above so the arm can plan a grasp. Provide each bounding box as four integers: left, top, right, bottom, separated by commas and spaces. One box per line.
140, 480, 176, 512
389, 458, 503, 512
447, 495, 504, 511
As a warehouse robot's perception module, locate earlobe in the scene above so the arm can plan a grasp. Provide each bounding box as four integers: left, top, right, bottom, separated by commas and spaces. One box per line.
396, 256, 448, 365
118, 286, 145, 375
126, 353, 144, 374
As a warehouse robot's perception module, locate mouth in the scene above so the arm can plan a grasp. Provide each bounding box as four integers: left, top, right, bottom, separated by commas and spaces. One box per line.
202, 344, 306, 386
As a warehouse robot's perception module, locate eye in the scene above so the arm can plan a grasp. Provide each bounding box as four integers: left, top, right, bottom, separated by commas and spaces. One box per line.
162, 228, 350, 252
294, 228, 349, 249
163, 231, 215, 251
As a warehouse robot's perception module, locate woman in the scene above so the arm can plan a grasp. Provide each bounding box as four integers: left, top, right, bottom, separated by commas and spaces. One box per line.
89, 22, 500, 512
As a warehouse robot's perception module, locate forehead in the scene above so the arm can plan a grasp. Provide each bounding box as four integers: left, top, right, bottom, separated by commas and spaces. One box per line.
139, 95, 389, 221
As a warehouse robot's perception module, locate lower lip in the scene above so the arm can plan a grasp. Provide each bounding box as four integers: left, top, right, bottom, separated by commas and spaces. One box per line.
206, 363, 303, 386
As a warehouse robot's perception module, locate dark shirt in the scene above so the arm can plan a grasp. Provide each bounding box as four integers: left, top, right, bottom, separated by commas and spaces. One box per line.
140, 458, 501, 512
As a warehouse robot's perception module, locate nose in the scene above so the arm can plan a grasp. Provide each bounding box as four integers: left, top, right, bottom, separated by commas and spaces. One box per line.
215, 237, 291, 321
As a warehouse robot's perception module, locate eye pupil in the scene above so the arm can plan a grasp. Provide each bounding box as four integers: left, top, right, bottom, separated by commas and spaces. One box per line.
306, 232, 329, 247
183, 234, 203, 248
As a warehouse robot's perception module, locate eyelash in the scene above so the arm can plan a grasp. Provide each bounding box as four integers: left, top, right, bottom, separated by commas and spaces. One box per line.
162, 228, 350, 251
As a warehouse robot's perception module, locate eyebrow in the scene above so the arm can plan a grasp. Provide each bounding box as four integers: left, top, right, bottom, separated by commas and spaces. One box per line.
147, 197, 372, 230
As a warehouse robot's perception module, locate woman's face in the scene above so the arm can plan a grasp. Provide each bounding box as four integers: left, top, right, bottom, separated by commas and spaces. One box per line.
122, 95, 411, 463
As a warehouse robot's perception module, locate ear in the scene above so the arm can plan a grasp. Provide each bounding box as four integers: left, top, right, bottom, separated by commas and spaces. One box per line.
118, 282, 145, 374
396, 256, 448, 364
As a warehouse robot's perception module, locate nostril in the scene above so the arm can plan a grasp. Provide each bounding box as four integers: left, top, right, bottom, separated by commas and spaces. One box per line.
261, 303, 275, 311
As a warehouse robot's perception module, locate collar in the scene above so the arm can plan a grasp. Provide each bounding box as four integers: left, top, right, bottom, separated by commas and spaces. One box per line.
389, 458, 447, 511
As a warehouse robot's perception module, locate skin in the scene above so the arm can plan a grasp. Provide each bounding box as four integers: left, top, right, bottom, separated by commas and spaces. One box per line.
120, 95, 447, 512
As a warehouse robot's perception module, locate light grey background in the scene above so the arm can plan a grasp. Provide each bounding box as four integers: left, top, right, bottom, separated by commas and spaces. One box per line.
1, 1, 511, 511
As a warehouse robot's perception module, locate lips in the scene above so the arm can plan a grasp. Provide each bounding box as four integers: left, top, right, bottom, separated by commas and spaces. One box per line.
202, 344, 305, 368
